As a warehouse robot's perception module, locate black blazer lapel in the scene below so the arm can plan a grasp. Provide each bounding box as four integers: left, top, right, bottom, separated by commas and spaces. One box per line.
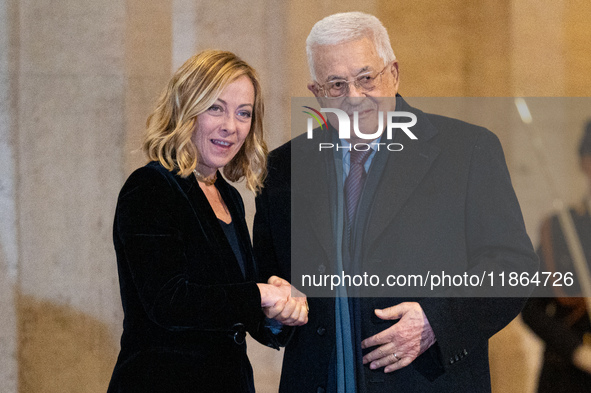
217, 176, 259, 281
177, 171, 248, 282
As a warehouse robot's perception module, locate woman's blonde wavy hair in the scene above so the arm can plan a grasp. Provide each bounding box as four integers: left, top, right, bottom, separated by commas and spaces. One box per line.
143, 50, 268, 194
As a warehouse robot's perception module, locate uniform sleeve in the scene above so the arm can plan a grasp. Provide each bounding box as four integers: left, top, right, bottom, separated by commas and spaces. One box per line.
522, 218, 586, 360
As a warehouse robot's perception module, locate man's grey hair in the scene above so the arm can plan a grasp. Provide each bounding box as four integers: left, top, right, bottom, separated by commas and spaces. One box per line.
306, 12, 396, 81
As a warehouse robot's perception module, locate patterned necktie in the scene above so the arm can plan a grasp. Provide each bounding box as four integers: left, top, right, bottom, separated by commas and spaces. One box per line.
345, 148, 373, 242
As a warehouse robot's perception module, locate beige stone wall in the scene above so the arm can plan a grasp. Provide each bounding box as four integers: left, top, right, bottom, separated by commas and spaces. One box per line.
124, 1, 173, 175
565, 0, 591, 96
10, 0, 126, 391
2, 1, 591, 392
0, 0, 18, 390
378, 0, 513, 97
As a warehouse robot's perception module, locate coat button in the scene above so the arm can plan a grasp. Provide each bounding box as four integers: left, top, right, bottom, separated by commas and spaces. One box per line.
318, 264, 326, 274
317, 387, 326, 393
231, 323, 246, 345
454, 355, 460, 362
317, 326, 327, 336
463, 349, 468, 356
449, 357, 455, 364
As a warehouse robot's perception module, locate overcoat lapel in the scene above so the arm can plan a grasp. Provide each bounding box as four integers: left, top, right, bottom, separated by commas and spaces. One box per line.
293, 99, 441, 260
291, 131, 337, 261
360, 102, 441, 251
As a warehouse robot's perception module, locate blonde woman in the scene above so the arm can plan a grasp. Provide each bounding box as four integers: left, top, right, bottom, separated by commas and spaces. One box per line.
108, 50, 307, 393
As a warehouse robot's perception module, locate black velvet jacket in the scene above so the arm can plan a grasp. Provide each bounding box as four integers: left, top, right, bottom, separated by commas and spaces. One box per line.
108, 161, 275, 393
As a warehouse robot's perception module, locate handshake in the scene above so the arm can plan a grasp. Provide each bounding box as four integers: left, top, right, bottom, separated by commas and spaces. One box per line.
257, 276, 308, 326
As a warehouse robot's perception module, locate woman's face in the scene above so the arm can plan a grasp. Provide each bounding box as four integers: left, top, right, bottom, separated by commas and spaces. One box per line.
192, 75, 255, 175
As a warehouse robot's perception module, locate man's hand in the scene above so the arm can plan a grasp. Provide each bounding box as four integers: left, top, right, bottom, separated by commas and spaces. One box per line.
361, 302, 436, 373
258, 276, 308, 326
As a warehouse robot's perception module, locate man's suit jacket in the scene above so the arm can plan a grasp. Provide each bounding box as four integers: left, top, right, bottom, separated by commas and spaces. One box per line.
253, 97, 538, 393
108, 161, 277, 393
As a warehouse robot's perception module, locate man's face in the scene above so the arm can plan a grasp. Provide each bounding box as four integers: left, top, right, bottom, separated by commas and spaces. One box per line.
307, 37, 399, 142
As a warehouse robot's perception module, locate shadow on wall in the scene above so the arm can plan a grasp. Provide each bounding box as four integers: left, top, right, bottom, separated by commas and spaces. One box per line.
17, 293, 118, 393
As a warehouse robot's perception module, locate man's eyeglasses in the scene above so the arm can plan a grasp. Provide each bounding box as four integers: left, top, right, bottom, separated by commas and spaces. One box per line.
317, 63, 390, 98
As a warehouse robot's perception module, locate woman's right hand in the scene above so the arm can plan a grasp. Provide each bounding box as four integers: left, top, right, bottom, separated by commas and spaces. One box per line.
257, 276, 308, 326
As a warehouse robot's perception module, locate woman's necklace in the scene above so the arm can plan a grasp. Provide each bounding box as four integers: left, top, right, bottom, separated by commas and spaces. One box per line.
193, 169, 217, 186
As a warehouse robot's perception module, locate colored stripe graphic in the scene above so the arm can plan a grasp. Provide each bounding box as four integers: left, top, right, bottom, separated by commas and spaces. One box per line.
302, 106, 328, 130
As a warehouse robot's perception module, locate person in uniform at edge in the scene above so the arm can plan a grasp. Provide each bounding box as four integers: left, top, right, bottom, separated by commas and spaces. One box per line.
108, 50, 307, 393
522, 121, 591, 393
253, 12, 538, 393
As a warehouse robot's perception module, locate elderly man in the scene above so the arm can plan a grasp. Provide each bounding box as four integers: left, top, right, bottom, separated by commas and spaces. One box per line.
254, 11, 537, 393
